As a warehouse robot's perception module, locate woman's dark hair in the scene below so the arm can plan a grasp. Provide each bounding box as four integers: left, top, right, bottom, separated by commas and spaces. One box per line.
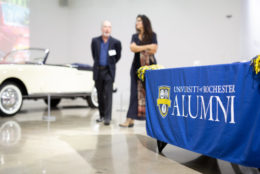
136, 14, 153, 44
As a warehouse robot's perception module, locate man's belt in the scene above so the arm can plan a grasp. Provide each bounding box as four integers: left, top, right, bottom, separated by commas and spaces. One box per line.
98, 66, 108, 70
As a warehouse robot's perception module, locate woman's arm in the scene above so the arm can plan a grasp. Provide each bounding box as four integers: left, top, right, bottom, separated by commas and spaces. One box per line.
130, 42, 147, 53
130, 42, 158, 54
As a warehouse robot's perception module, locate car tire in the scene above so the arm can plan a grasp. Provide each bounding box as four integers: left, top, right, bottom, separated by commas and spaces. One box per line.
87, 88, 98, 108
44, 98, 61, 108
0, 83, 23, 116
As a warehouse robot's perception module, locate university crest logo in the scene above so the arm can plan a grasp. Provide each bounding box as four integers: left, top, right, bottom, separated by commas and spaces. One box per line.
157, 86, 171, 118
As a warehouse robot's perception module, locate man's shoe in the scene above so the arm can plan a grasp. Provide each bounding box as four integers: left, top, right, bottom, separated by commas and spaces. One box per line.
104, 120, 110, 126
96, 117, 104, 122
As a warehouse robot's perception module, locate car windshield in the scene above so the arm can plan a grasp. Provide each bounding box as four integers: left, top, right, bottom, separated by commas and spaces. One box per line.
0, 48, 48, 64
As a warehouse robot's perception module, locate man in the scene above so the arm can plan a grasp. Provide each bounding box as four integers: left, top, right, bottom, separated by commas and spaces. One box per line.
91, 20, 122, 126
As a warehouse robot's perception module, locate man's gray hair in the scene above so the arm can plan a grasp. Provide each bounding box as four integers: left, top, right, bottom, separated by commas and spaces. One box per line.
101, 20, 112, 27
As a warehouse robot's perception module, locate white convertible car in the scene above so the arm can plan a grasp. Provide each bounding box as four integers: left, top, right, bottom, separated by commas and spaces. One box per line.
0, 48, 98, 116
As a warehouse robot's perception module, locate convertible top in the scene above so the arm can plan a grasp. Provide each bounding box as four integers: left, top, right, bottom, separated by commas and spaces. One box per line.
71, 63, 93, 71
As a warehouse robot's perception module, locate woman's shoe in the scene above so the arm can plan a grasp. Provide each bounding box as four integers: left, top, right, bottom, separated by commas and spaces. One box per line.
119, 123, 134, 128
128, 123, 134, 127
119, 118, 134, 128
119, 122, 134, 128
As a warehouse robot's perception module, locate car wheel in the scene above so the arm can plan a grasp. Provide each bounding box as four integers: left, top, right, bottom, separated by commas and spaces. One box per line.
0, 83, 23, 116
44, 98, 61, 108
87, 88, 98, 108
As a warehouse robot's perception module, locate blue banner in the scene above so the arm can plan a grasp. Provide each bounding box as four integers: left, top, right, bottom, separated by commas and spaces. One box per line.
145, 61, 260, 168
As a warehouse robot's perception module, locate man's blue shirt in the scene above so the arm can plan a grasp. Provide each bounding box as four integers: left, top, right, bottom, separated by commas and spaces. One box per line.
99, 38, 110, 66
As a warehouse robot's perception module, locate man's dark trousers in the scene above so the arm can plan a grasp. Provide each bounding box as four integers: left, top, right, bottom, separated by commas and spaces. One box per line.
95, 67, 113, 123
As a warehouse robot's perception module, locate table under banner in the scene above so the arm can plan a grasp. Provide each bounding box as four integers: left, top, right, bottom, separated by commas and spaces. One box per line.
145, 61, 260, 168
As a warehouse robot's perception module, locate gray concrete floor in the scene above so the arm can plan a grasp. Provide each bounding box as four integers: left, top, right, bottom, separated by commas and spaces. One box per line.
0, 99, 259, 174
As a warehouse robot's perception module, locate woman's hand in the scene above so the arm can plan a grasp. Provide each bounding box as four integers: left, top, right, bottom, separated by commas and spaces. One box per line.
146, 44, 158, 54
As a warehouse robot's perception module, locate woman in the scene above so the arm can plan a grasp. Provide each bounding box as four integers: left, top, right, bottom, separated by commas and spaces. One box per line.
119, 14, 158, 127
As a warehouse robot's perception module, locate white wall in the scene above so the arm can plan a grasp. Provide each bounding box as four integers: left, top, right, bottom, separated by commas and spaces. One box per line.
30, 0, 70, 62
242, 0, 260, 58
30, 0, 248, 107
